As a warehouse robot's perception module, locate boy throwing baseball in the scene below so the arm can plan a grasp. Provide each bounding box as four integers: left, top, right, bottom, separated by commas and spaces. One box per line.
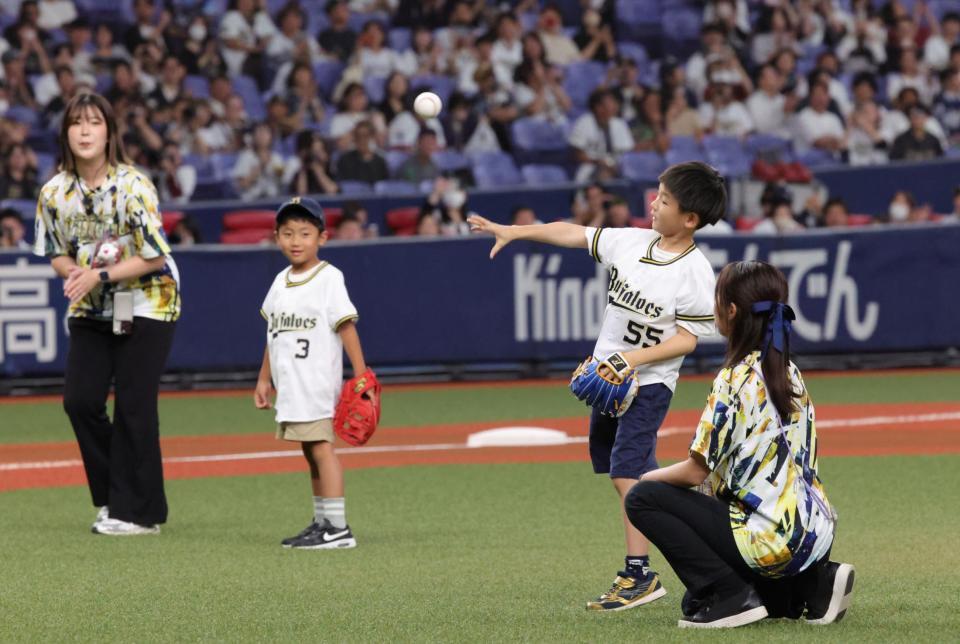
255, 197, 367, 550
468, 162, 726, 610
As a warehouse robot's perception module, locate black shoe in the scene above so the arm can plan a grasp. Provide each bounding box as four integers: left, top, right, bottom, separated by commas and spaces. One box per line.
289, 523, 357, 550
681, 590, 709, 618
678, 586, 768, 629
281, 520, 322, 548
804, 562, 855, 625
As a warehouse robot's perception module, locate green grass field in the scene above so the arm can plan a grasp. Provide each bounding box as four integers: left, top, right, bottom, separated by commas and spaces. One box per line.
1, 371, 959, 641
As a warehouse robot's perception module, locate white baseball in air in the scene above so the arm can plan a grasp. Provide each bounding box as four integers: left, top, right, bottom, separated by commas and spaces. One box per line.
413, 92, 442, 119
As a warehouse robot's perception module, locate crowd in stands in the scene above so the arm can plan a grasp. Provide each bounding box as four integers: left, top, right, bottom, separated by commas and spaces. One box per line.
1, 0, 960, 243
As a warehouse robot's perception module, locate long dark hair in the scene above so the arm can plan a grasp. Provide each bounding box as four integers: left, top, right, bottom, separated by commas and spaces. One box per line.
716, 261, 799, 421
58, 92, 130, 174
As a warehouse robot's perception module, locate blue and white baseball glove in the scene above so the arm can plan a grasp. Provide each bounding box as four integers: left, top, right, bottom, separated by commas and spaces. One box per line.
569, 352, 639, 417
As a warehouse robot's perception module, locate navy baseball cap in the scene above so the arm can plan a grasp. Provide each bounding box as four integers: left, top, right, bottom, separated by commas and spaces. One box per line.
275, 196, 326, 230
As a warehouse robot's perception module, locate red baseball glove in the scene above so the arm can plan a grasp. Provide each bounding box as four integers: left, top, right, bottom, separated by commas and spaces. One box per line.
333, 368, 382, 446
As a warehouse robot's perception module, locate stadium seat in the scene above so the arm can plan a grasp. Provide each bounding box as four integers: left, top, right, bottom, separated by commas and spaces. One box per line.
666, 147, 706, 165
745, 133, 792, 161
210, 152, 240, 180
847, 214, 874, 227
668, 135, 701, 155
795, 148, 838, 168
661, 8, 702, 48
184, 75, 210, 98
323, 207, 343, 229
631, 217, 653, 228
340, 180, 374, 195
620, 151, 666, 182
232, 75, 266, 121
511, 118, 569, 151
521, 164, 568, 185
616, 42, 648, 65
385, 150, 410, 175
161, 211, 185, 235
220, 228, 275, 244
432, 149, 470, 172
193, 179, 238, 201
363, 75, 387, 104
473, 162, 523, 188
374, 179, 419, 195
736, 216, 762, 231
704, 136, 752, 178
562, 61, 608, 108
388, 27, 411, 51
385, 206, 420, 235
313, 61, 345, 100
222, 210, 276, 231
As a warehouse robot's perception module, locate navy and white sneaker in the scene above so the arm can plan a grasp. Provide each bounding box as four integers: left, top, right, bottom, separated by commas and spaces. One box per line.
281, 521, 323, 548
804, 562, 855, 625
289, 523, 357, 550
586, 568, 667, 611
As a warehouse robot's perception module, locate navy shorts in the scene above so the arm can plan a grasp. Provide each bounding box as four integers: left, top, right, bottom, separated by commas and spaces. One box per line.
589, 383, 673, 479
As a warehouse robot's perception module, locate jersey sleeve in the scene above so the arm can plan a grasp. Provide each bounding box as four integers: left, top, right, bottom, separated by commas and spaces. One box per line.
32, 186, 68, 258
326, 270, 359, 331
689, 370, 737, 472
675, 261, 717, 337
583, 226, 650, 268
126, 174, 171, 260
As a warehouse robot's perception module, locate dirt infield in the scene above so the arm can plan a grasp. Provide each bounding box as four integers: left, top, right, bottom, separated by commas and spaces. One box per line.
2, 401, 958, 492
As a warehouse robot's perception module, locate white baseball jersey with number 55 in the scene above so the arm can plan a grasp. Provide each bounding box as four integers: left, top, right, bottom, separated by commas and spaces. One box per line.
261, 262, 358, 423
584, 226, 717, 392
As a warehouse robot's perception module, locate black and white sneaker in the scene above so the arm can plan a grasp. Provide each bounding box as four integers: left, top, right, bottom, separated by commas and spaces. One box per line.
91, 506, 109, 532
804, 562, 855, 625
281, 521, 323, 548
678, 586, 768, 629
289, 523, 357, 550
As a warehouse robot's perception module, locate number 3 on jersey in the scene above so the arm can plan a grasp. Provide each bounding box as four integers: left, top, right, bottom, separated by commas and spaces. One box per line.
295, 339, 310, 359
623, 321, 663, 347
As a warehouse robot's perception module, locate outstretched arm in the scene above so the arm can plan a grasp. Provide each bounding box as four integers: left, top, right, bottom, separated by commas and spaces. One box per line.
467, 215, 588, 259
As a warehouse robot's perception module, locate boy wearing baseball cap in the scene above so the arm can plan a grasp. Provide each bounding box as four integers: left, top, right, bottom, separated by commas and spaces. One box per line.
254, 197, 368, 549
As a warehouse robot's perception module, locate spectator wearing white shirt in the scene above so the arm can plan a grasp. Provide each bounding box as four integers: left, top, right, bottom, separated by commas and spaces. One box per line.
699, 82, 754, 138
924, 12, 960, 71
537, 4, 581, 66
328, 81, 387, 150
512, 57, 571, 124
266, 3, 322, 72
37, 0, 76, 31
886, 48, 936, 106
686, 23, 729, 100
933, 68, 960, 145
813, 51, 853, 116
218, 0, 276, 78
751, 6, 797, 66
795, 81, 846, 155
355, 20, 415, 78
453, 32, 494, 95
886, 86, 949, 147
568, 88, 634, 182
747, 64, 793, 137
232, 122, 293, 201
156, 143, 197, 204
408, 25, 445, 76
491, 12, 522, 90
846, 100, 891, 165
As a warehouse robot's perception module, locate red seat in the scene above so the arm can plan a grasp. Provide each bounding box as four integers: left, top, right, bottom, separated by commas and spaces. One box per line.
220, 228, 275, 244
630, 217, 652, 228
324, 207, 343, 229
736, 216, 762, 231
846, 214, 873, 227
386, 207, 420, 234
222, 210, 276, 231
394, 225, 418, 236
161, 211, 184, 234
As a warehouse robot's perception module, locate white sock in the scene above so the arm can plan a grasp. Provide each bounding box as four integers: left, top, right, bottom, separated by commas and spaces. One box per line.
313, 496, 324, 524
323, 497, 346, 529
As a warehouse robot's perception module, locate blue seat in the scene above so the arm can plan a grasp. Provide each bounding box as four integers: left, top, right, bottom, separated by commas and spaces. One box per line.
666, 147, 706, 166
193, 178, 238, 201
472, 154, 522, 187
744, 133, 792, 161
0, 199, 37, 218
363, 75, 387, 105
617, 0, 660, 26
562, 61, 608, 108
388, 28, 411, 52
432, 149, 470, 172
620, 151, 666, 182
795, 148, 839, 168
210, 152, 240, 181
511, 118, 569, 152
374, 179, 419, 195
313, 61, 345, 101
184, 74, 210, 99
616, 42, 648, 65
661, 9, 702, 41
521, 164, 568, 185
668, 135, 701, 155
232, 75, 265, 121
385, 150, 410, 175
340, 180, 374, 195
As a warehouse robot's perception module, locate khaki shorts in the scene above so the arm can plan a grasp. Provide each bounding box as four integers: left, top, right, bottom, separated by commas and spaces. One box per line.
276, 419, 335, 443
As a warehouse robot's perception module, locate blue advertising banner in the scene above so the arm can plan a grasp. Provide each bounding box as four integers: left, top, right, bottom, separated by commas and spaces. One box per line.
2, 224, 958, 377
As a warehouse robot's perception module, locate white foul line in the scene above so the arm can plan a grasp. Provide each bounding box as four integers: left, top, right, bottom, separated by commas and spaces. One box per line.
2, 411, 958, 473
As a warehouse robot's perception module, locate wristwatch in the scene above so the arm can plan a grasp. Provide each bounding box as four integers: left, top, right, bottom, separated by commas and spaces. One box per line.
99, 270, 110, 283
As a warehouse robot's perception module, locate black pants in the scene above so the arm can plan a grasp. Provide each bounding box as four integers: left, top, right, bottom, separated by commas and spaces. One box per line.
63, 317, 176, 525
625, 480, 825, 618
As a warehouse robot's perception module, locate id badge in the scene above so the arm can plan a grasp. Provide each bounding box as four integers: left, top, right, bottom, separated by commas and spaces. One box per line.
113, 291, 134, 335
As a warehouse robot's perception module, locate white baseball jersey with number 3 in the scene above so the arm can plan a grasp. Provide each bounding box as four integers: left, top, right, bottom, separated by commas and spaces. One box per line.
584, 226, 717, 391
261, 262, 359, 423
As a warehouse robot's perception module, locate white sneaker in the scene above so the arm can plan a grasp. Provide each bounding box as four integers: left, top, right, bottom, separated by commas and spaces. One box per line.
92, 517, 160, 536
91, 506, 109, 531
